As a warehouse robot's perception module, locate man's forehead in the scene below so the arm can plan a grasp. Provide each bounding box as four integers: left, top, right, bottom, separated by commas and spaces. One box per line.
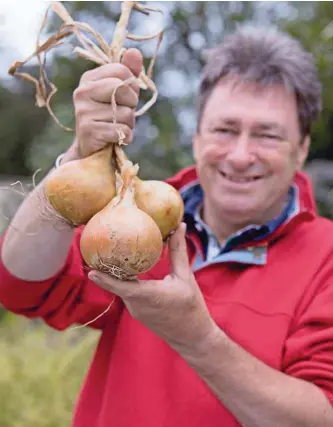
206, 78, 297, 126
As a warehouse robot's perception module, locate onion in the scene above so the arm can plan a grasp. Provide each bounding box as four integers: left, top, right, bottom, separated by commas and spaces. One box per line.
45, 146, 116, 225
134, 179, 184, 240
80, 160, 163, 280
115, 146, 184, 240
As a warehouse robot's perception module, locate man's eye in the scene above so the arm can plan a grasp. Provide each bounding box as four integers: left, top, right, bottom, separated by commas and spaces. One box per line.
214, 128, 235, 134
257, 134, 282, 141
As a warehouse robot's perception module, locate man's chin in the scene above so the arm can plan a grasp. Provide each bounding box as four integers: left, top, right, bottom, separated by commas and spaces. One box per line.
216, 201, 260, 224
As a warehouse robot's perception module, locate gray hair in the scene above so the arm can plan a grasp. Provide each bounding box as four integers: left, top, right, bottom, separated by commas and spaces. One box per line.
197, 26, 322, 138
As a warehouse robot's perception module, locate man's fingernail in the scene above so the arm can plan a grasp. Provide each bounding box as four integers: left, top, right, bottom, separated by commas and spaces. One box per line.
89, 271, 101, 284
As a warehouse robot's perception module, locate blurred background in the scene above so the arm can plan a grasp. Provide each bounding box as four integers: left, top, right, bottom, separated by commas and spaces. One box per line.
0, 2, 332, 426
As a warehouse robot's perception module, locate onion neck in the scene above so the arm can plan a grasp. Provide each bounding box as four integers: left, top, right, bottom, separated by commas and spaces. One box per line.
114, 144, 128, 169
84, 145, 114, 171
111, 159, 139, 208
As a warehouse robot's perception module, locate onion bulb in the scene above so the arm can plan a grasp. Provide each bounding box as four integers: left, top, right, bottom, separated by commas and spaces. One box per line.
115, 146, 184, 240
80, 160, 163, 280
45, 146, 116, 225
134, 179, 184, 240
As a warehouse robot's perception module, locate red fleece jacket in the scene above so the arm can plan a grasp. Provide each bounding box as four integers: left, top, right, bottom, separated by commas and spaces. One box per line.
0, 167, 332, 427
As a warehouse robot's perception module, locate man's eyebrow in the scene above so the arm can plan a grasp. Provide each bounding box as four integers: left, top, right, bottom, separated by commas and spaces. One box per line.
211, 118, 240, 126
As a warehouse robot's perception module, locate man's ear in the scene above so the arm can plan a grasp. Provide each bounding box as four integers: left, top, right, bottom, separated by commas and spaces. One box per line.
297, 135, 310, 170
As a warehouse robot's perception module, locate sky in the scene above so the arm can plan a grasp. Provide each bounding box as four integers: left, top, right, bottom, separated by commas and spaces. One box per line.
0, 0, 49, 76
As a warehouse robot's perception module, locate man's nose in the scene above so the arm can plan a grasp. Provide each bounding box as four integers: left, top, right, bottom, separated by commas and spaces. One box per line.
225, 134, 255, 170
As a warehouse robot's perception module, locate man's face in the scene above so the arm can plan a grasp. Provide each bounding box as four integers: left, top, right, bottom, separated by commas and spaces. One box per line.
193, 78, 310, 225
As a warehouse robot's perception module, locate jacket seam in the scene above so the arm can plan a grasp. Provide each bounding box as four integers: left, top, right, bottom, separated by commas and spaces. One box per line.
202, 299, 293, 319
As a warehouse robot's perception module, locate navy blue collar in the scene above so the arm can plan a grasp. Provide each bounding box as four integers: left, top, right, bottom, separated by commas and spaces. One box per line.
181, 181, 297, 257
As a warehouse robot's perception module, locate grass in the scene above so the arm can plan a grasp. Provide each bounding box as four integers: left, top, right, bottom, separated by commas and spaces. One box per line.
0, 314, 99, 427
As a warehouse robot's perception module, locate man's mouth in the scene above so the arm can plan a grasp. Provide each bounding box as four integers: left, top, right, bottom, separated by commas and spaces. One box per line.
219, 171, 264, 183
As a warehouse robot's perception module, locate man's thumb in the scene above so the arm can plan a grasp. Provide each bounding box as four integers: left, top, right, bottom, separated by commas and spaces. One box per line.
169, 223, 190, 279
121, 48, 143, 78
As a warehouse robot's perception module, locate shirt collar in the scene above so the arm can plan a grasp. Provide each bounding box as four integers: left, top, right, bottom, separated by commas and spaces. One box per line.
182, 182, 299, 263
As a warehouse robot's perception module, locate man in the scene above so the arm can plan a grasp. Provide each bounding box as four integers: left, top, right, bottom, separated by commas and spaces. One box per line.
1, 26, 332, 427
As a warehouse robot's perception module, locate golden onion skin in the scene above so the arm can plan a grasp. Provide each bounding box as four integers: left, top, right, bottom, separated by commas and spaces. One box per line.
135, 179, 184, 240
80, 203, 163, 280
45, 148, 116, 225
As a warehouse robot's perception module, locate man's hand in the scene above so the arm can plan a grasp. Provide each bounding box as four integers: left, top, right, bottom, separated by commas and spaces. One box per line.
70, 48, 143, 159
88, 223, 220, 353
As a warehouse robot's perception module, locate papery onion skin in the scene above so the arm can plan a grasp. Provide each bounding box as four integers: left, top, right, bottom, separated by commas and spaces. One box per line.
45, 148, 116, 225
135, 179, 184, 240
80, 204, 163, 279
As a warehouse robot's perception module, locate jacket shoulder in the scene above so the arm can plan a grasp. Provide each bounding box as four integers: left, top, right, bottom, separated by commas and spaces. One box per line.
165, 165, 198, 191
298, 215, 333, 247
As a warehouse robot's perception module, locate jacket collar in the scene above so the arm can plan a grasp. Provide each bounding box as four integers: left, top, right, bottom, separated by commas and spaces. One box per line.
166, 165, 316, 251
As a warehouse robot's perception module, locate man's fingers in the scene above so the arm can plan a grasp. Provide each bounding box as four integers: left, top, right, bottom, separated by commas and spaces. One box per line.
88, 270, 135, 292
97, 79, 138, 108
80, 102, 135, 128
88, 270, 149, 300
169, 223, 191, 280
80, 62, 140, 95
75, 78, 138, 108
77, 78, 138, 108
121, 48, 143, 78
79, 121, 133, 147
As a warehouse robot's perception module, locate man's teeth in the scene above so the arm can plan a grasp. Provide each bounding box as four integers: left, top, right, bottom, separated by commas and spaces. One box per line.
220, 172, 260, 182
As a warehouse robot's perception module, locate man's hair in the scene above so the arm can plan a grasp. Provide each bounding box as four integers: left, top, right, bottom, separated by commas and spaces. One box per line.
197, 26, 322, 138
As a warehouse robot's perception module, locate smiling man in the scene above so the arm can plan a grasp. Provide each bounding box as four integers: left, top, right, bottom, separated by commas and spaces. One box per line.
194, 77, 309, 236
1, 27, 332, 427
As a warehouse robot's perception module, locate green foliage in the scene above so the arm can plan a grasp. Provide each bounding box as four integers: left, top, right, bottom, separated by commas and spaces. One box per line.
281, 2, 333, 158
0, 85, 47, 176
27, 103, 76, 177
0, 315, 98, 427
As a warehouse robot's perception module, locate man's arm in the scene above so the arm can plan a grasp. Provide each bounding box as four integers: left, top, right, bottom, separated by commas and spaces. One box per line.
1, 144, 79, 281
180, 329, 333, 427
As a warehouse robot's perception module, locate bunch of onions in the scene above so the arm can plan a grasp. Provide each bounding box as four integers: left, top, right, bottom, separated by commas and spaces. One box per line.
45, 142, 184, 278
45, 146, 116, 225
115, 146, 184, 240
45, 143, 184, 238
79, 160, 163, 280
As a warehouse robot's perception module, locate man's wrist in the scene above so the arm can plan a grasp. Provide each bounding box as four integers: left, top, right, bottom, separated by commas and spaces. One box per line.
176, 321, 227, 368
34, 183, 73, 229
56, 140, 81, 167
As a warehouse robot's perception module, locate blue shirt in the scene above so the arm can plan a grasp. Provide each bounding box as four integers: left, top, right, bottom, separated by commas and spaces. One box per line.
180, 182, 299, 271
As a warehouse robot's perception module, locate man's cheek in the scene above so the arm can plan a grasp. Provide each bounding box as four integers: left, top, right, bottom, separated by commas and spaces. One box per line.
201, 146, 221, 163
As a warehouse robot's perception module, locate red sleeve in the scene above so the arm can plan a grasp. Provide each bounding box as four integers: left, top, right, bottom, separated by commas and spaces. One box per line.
0, 227, 123, 330
282, 254, 333, 406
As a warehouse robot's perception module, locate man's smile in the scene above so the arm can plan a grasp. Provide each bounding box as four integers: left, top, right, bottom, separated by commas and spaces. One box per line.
218, 170, 266, 184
